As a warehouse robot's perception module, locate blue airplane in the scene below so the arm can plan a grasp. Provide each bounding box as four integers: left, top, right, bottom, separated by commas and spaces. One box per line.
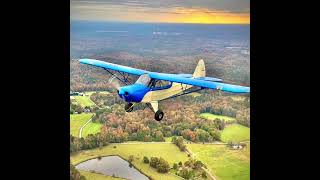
79, 59, 250, 121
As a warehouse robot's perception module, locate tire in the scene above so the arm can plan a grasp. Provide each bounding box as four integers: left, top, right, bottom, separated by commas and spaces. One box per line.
125, 103, 134, 112
155, 110, 164, 121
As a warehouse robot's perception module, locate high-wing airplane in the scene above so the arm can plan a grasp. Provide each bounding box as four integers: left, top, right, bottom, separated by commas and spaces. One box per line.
79, 59, 250, 121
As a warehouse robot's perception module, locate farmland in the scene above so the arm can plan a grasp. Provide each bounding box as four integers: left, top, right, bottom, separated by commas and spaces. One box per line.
221, 124, 250, 143
199, 113, 236, 122
74, 96, 96, 107
71, 143, 189, 180
81, 120, 103, 138
70, 113, 94, 137
187, 143, 250, 180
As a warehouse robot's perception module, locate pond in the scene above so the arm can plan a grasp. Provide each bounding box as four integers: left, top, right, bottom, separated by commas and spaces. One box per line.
76, 156, 149, 180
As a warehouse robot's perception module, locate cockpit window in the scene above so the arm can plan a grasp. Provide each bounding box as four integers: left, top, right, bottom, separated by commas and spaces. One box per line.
135, 74, 151, 86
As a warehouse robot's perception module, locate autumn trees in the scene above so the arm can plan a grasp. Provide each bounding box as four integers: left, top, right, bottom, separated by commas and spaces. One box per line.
149, 157, 170, 173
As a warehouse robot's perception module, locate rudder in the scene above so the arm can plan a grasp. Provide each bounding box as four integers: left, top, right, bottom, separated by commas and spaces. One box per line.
193, 59, 205, 78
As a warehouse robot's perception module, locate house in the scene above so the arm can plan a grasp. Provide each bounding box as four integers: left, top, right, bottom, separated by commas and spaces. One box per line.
232, 144, 243, 150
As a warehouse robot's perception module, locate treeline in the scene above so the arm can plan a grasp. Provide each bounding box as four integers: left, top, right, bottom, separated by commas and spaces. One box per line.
172, 136, 186, 151
70, 134, 109, 153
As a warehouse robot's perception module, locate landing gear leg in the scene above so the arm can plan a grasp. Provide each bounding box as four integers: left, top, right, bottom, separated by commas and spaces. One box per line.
146, 101, 164, 121
125, 103, 134, 112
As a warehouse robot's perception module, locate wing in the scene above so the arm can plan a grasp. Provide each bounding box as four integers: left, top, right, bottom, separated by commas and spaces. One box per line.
79, 58, 149, 76
79, 59, 250, 93
148, 72, 250, 93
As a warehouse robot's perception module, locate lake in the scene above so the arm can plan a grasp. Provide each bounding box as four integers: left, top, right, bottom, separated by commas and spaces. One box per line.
76, 155, 149, 180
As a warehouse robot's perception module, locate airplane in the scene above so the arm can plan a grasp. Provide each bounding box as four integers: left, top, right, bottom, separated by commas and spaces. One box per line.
79, 58, 250, 121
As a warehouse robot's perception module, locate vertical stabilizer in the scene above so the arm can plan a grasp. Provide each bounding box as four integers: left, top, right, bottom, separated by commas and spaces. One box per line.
193, 59, 206, 78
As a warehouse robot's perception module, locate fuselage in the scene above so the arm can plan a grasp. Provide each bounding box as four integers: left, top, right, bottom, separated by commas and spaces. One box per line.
118, 82, 193, 103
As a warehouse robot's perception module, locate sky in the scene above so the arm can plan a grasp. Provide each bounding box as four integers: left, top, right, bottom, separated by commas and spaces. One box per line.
70, 0, 250, 24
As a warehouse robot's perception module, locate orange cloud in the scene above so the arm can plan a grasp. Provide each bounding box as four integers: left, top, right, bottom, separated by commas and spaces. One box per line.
167, 8, 250, 24
71, 3, 250, 24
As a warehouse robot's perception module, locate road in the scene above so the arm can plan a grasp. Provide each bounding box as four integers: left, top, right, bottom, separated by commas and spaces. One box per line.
79, 114, 95, 138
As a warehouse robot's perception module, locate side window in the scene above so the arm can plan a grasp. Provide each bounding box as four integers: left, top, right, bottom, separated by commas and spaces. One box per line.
152, 80, 172, 90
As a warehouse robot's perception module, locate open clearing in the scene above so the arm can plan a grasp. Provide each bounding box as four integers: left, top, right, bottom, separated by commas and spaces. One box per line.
82, 120, 102, 138
221, 124, 250, 143
199, 113, 236, 122
71, 143, 189, 180
187, 143, 250, 180
85, 91, 110, 96
74, 96, 96, 107
70, 113, 94, 137
79, 170, 124, 180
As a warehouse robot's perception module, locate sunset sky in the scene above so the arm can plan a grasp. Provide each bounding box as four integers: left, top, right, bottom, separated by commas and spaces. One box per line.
71, 0, 250, 24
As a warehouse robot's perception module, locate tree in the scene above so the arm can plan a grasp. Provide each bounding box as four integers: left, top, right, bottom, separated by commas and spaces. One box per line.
157, 158, 170, 173
154, 130, 165, 142
194, 160, 204, 169
195, 129, 210, 143
209, 129, 221, 141
178, 167, 195, 179
150, 157, 159, 168
129, 155, 134, 163
173, 163, 178, 170
143, 156, 149, 164
214, 119, 225, 130
201, 171, 207, 178
70, 164, 86, 180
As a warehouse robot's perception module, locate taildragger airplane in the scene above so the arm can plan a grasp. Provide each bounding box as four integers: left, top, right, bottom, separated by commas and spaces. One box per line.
79, 59, 250, 121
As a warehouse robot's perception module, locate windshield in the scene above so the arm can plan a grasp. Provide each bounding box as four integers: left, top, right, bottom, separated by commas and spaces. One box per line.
135, 74, 151, 86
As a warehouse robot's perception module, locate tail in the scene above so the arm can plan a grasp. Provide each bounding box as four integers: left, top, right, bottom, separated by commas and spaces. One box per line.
193, 59, 206, 78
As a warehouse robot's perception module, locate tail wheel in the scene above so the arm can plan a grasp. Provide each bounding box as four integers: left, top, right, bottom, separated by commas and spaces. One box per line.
125, 103, 134, 112
155, 110, 164, 121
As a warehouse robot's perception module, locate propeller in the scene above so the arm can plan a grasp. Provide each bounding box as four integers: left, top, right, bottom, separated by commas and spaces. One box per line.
108, 75, 122, 91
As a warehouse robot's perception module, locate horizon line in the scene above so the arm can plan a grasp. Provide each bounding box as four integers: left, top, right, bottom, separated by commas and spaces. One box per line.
70, 19, 250, 25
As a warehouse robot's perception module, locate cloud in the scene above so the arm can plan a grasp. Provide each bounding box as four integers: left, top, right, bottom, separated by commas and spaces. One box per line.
70, 0, 250, 24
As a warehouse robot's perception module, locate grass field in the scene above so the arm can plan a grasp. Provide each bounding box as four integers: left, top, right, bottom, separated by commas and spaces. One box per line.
221, 124, 250, 143
85, 91, 110, 96
199, 113, 236, 122
74, 96, 96, 107
79, 170, 124, 180
70, 113, 94, 137
71, 143, 189, 180
82, 121, 103, 138
187, 143, 250, 180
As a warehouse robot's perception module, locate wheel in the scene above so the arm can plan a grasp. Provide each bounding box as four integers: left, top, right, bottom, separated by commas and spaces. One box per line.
154, 110, 164, 121
125, 103, 134, 112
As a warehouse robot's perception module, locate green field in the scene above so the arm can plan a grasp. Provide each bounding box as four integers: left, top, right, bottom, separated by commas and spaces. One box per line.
85, 91, 110, 96
221, 124, 250, 143
199, 113, 236, 122
70, 113, 94, 137
79, 170, 124, 180
187, 144, 250, 180
71, 143, 189, 180
74, 96, 96, 107
82, 121, 103, 138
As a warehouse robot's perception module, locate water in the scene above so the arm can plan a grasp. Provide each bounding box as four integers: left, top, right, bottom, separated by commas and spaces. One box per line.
75, 156, 149, 180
